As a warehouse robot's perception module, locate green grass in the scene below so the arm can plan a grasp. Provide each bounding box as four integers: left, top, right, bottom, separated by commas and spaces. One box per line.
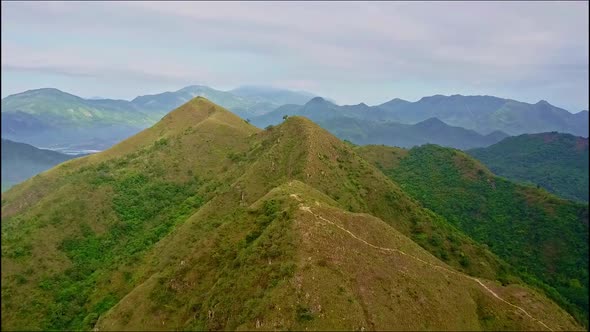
29, 169, 206, 330
361, 144, 589, 327
1, 99, 585, 331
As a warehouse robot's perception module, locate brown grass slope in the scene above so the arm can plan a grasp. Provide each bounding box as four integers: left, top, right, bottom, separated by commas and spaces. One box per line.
96, 180, 580, 331
0, 99, 583, 331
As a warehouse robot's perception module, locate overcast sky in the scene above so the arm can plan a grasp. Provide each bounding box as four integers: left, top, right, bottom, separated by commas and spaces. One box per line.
1, 1, 588, 111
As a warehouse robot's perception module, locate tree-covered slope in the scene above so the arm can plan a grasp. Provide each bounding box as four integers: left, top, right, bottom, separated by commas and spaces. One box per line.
469, 132, 589, 202
1, 98, 582, 331
1, 138, 82, 192
358, 144, 589, 326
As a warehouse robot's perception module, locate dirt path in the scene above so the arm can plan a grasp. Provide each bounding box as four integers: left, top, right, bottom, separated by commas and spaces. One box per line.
298, 204, 553, 331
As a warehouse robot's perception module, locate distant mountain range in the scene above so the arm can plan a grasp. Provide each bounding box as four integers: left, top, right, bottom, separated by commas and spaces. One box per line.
1, 138, 83, 192
318, 117, 508, 150
469, 132, 589, 202
2, 87, 587, 152
1, 86, 316, 150
252, 95, 589, 137
376, 95, 589, 137
250, 97, 509, 149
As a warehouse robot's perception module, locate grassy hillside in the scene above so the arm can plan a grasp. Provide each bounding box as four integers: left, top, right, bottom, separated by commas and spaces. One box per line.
1, 98, 583, 331
358, 144, 589, 326
97, 181, 579, 331
469, 132, 589, 202
1, 139, 82, 192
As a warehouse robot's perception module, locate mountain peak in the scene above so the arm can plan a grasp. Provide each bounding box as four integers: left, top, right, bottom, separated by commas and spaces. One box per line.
308, 96, 327, 103
159, 96, 233, 126
418, 94, 446, 103
97, 97, 259, 159
8, 88, 82, 100
177, 85, 211, 93
387, 97, 409, 103
416, 117, 446, 126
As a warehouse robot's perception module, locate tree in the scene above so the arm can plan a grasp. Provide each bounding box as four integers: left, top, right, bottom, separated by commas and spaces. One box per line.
282, 115, 289, 120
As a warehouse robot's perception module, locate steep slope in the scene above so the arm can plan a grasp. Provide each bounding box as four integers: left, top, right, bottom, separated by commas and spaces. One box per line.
469, 132, 589, 202
96, 181, 579, 331
357, 144, 589, 325
1, 99, 583, 331
1, 97, 260, 331
1, 139, 83, 192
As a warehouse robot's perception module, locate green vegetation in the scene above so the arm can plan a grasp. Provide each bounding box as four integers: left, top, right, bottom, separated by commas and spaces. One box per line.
3, 165, 205, 330
1, 98, 585, 331
359, 144, 589, 326
469, 132, 589, 202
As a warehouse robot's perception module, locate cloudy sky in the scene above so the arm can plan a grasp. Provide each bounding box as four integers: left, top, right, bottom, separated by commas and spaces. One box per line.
1, 1, 588, 111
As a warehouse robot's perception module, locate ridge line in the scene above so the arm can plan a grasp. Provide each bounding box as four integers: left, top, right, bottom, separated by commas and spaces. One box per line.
297, 204, 554, 331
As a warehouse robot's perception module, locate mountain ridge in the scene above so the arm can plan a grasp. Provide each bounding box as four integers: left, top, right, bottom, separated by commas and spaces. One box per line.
1, 97, 584, 330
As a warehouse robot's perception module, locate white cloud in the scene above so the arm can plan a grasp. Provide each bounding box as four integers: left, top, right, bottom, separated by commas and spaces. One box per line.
1, 1, 588, 109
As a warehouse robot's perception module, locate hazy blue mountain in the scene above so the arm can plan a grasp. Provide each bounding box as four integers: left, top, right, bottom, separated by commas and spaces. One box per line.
1, 86, 315, 150
255, 94, 587, 138
4, 88, 585, 153
469, 132, 589, 201
376, 95, 588, 137
1, 138, 84, 191
132, 85, 315, 118
131, 85, 267, 118
251, 99, 508, 149
1, 88, 154, 127
317, 117, 508, 149
229, 85, 315, 106
251, 97, 359, 127
1, 89, 157, 150
376, 98, 411, 112
1, 111, 53, 136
